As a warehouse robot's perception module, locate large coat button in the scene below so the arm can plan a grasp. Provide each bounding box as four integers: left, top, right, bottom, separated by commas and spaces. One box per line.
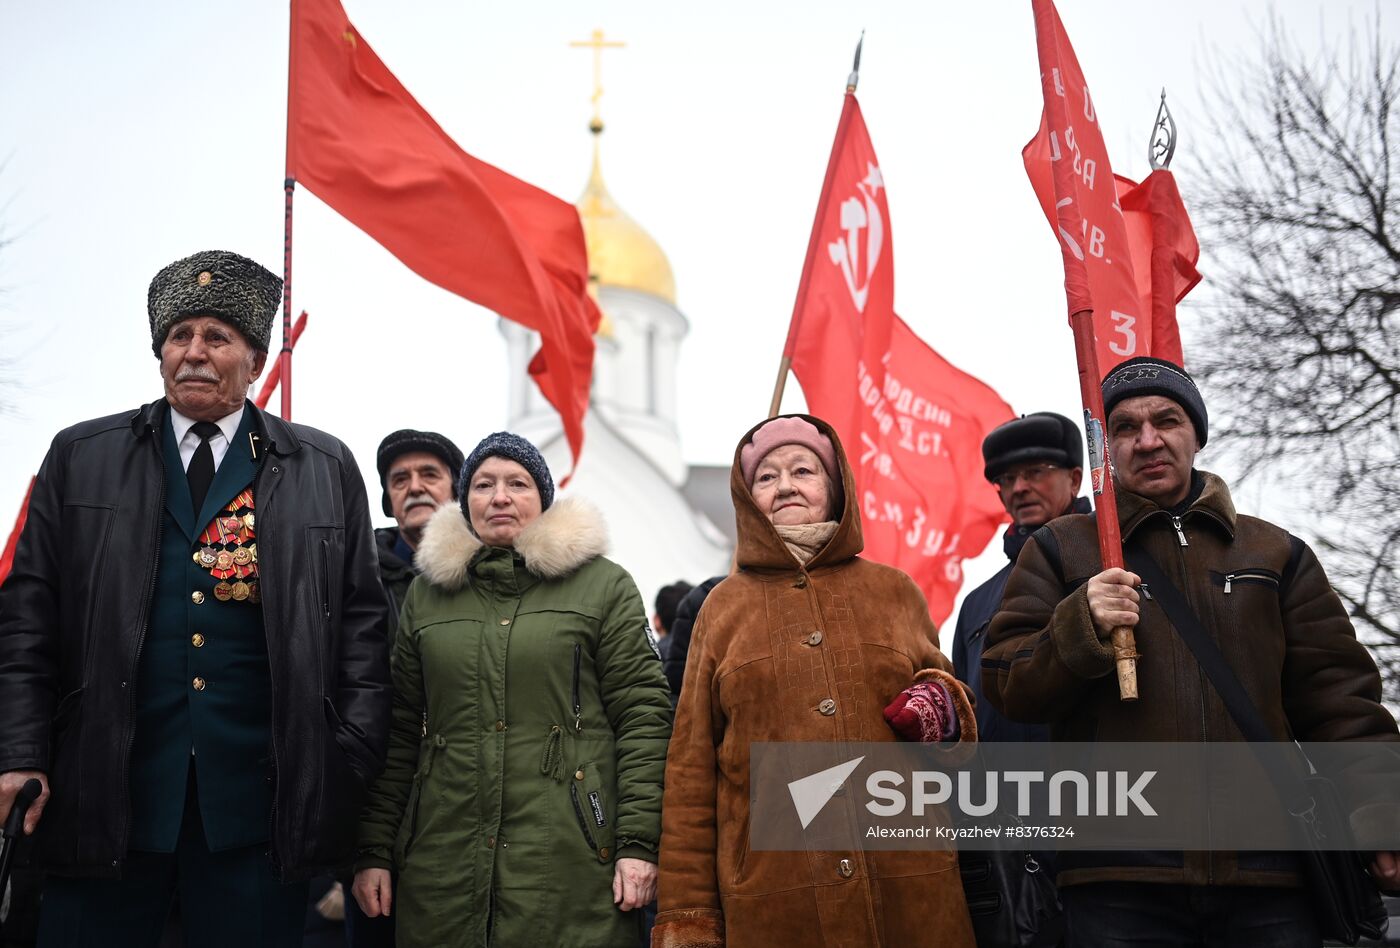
191, 591, 205, 604
191, 634, 205, 648
807, 631, 823, 646
818, 698, 837, 716
838, 858, 854, 878
192, 677, 207, 691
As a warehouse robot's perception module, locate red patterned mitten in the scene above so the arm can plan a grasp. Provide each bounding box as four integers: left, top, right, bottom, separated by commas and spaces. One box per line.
883, 681, 959, 743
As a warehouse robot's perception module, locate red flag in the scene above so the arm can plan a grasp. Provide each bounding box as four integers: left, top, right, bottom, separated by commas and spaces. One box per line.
0, 477, 34, 589
255, 310, 308, 411
854, 317, 1015, 623
287, 0, 600, 480
785, 94, 1014, 623
785, 95, 894, 443
1023, 0, 1146, 371
1116, 171, 1201, 365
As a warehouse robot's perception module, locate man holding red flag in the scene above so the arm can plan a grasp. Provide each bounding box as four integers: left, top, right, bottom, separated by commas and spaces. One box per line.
779, 68, 1013, 629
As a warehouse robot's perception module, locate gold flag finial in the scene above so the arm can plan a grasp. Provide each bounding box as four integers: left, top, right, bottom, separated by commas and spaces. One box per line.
569, 28, 625, 134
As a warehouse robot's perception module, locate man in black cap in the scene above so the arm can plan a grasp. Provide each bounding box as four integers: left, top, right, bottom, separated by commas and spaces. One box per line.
952, 411, 1089, 744
337, 429, 462, 948
374, 429, 464, 636
983, 356, 1400, 944
0, 250, 390, 947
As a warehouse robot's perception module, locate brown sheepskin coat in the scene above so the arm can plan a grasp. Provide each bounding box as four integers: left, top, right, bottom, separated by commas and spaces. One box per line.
652, 415, 977, 948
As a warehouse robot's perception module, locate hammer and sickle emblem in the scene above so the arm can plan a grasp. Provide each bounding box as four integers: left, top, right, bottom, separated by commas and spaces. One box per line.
826, 163, 885, 313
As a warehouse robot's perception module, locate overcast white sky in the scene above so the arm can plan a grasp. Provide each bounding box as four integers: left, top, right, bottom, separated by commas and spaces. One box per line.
0, 0, 1381, 605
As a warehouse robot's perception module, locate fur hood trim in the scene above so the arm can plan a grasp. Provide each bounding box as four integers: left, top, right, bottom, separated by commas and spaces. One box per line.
415, 497, 610, 591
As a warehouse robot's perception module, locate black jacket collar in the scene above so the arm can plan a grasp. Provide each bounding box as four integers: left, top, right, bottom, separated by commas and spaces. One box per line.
1003, 495, 1093, 563
131, 398, 302, 457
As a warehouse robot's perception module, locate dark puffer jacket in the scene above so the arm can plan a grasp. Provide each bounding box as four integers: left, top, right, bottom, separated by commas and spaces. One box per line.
982, 470, 1399, 888
0, 399, 390, 880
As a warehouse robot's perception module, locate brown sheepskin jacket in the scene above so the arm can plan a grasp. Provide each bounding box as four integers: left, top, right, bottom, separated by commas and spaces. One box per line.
982, 471, 1400, 888
652, 415, 977, 948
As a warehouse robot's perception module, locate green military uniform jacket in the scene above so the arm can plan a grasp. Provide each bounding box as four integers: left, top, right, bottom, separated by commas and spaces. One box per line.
129, 407, 272, 852
357, 499, 672, 948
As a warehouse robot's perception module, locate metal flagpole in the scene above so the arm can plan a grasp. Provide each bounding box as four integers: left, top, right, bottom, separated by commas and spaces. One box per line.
280, 179, 294, 420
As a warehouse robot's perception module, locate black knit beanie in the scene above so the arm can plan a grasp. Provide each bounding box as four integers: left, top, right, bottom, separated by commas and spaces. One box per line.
376, 429, 466, 517
1101, 356, 1208, 447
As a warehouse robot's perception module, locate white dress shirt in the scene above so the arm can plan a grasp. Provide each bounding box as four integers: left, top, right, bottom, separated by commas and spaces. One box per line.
170, 405, 245, 474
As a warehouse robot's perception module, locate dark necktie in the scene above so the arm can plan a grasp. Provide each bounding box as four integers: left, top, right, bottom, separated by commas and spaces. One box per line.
186, 421, 222, 514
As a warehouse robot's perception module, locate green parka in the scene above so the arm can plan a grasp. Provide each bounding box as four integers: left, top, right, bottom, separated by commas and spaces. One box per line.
357, 498, 672, 948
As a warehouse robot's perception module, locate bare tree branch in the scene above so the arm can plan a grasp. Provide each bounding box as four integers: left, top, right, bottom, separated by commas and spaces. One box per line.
1186, 11, 1400, 692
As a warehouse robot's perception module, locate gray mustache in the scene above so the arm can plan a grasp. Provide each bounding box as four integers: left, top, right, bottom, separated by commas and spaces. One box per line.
403, 497, 439, 512
175, 367, 219, 383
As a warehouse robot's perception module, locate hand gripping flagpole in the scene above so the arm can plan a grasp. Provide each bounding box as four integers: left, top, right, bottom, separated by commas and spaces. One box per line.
1070, 313, 1139, 700
768, 31, 864, 419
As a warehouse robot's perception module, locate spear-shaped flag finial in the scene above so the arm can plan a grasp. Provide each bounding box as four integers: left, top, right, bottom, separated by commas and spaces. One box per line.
847, 31, 864, 93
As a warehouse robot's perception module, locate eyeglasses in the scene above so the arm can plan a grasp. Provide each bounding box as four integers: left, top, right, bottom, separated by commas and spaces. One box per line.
993, 464, 1062, 492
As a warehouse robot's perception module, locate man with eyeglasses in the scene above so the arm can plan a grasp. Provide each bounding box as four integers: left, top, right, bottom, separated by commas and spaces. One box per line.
951, 411, 1089, 743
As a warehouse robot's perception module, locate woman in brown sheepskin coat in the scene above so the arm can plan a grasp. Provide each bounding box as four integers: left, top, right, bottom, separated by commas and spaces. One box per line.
652, 415, 977, 948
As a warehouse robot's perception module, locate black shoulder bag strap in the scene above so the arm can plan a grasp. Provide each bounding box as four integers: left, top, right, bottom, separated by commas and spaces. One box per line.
1123, 541, 1275, 745
1123, 537, 1385, 944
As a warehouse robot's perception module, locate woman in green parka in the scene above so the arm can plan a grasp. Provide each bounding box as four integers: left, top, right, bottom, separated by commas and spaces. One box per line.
352, 432, 672, 948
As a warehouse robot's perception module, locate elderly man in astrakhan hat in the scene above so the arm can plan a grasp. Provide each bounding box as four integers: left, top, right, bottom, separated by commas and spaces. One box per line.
0, 250, 390, 947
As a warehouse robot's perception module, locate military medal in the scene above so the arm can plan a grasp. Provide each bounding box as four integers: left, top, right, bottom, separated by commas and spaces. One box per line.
192, 489, 259, 602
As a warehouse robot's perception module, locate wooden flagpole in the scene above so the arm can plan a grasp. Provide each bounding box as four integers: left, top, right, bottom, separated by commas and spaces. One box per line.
1070, 310, 1138, 700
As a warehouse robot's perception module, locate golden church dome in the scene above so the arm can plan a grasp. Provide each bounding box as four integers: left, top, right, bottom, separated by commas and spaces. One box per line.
576, 134, 677, 305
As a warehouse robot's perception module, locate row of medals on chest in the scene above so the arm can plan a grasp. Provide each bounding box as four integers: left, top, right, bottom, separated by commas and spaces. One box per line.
191, 489, 259, 603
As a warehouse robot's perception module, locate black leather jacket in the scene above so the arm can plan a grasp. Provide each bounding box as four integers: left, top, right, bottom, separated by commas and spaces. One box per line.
0, 399, 390, 880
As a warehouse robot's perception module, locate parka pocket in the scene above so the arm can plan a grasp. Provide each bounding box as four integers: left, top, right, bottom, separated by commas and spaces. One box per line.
1208, 568, 1282, 595
393, 733, 445, 865
567, 760, 616, 862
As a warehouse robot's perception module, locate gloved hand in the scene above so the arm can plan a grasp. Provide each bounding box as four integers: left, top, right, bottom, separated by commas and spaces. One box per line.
883, 680, 960, 743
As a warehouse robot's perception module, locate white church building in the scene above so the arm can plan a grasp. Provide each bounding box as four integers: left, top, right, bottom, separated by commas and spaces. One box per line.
500, 122, 734, 608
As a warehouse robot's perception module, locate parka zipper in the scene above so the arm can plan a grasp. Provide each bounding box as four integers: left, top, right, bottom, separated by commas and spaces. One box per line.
572, 644, 583, 733
1170, 525, 1213, 884
118, 425, 167, 866
570, 780, 598, 852
1210, 569, 1281, 595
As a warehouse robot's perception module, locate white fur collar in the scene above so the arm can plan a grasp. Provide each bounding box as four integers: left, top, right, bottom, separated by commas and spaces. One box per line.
415, 497, 609, 592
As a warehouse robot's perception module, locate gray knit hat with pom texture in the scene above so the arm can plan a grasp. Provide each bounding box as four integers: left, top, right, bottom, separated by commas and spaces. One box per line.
459, 432, 555, 513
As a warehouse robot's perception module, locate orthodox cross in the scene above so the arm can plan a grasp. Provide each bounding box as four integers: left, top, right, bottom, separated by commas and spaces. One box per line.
570, 28, 625, 132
